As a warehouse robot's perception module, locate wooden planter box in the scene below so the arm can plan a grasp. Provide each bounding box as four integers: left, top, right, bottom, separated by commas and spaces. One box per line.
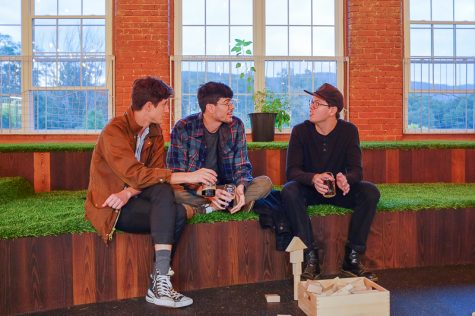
298, 277, 390, 316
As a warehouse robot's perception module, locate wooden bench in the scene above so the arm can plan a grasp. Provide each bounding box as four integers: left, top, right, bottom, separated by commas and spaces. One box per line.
1, 179, 474, 315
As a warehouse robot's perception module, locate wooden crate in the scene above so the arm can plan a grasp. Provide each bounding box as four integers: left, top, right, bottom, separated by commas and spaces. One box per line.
298, 277, 390, 316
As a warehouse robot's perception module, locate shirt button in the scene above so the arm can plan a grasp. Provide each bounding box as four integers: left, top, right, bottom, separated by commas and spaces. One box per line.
159, 179, 164, 183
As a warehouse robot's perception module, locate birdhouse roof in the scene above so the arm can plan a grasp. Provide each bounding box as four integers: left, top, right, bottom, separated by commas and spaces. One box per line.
285, 237, 307, 252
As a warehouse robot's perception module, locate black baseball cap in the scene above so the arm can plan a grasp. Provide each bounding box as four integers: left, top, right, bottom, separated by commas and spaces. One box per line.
304, 83, 344, 113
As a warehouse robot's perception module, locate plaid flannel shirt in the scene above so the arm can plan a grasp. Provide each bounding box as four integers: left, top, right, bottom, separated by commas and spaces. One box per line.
166, 112, 253, 187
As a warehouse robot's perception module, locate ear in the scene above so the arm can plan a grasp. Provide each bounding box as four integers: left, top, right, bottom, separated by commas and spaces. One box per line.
144, 101, 153, 111
329, 106, 338, 116
205, 103, 215, 114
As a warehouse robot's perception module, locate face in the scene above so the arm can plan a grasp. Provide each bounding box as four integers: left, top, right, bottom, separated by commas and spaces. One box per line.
147, 98, 169, 125
208, 97, 235, 123
308, 95, 335, 124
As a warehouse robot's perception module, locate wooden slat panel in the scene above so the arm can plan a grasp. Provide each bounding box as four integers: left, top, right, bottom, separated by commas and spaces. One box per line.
451, 149, 466, 183
94, 235, 117, 302
398, 150, 413, 182
362, 150, 386, 183
50, 151, 93, 190
385, 149, 400, 183
411, 149, 452, 182
466, 149, 475, 182
395, 212, 417, 268
365, 213, 385, 269
248, 150, 266, 179
72, 234, 97, 305
265, 149, 282, 185
0, 239, 12, 316
33, 152, 51, 192
0, 152, 34, 183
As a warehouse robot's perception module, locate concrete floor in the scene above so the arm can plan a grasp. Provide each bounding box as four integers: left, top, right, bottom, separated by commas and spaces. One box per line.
24, 264, 475, 316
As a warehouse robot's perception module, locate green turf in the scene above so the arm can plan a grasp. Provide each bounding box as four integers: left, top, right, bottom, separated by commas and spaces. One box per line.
1, 178, 474, 239
0, 177, 35, 205
1, 140, 475, 152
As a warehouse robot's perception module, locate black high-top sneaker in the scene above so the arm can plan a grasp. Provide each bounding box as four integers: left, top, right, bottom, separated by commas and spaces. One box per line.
146, 268, 193, 308
301, 248, 321, 280
341, 247, 378, 282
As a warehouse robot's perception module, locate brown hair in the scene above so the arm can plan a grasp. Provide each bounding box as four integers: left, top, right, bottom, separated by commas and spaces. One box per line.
131, 76, 173, 111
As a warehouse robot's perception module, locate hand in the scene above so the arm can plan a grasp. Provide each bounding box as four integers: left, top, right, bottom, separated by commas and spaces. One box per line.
229, 184, 245, 214
336, 172, 350, 196
189, 168, 217, 185
312, 173, 333, 196
209, 188, 234, 210
102, 189, 131, 209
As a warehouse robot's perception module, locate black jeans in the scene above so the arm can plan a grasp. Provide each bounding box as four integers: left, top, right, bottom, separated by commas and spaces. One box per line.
281, 180, 380, 253
116, 183, 187, 246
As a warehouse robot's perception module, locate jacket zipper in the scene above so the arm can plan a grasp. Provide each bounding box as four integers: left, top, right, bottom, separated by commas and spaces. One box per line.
107, 209, 121, 241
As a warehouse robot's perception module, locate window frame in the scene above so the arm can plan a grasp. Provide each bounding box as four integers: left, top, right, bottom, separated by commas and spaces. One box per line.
172, 0, 345, 132
0, 0, 114, 134
404, 0, 475, 134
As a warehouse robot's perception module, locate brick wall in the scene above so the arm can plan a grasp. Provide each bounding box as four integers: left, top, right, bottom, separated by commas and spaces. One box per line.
347, 0, 404, 141
114, 0, 172, 139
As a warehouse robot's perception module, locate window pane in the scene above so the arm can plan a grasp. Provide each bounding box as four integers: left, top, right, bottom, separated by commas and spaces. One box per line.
266, 60, 337, 127
83, 60, 106, 86
266, 26, 288, 55
313, 0, 334, 25
33, 23, 57, 53
289, 26, 311, 55
206, 26, 229, 55
59, 0, 81, 15
0, 96, 22, 129
59, 61, 81, 86
183, 0, 204, 25
0, 0, 21, 24
456, 26, 475, 56
230, 26, 253, 54
83, 24, 105, 52
313, 26, 335, 56
433, 62, 455, 88
206, 0, 228, 25
289, 0, 311, 25
410, 26, 431, 56
0, 27, 22, 55
408, 93, 474, 130
455, 61, 474, 87
35, 0, 58, 15
432, 0, 454, 21
182, 26, 205, 55
33, 90, 108, 130
266, 0, 287, 25
410, 0, 430, 20
83, 0, 106, 15
0, 60, 21, 94
58, 25, 81, 52
455, 0, 475, 21
230, 0, 252, 25
410, 60, 432, 90
433, 25, 453, 57
33, 60, 58, 87
181, 61, 206, 97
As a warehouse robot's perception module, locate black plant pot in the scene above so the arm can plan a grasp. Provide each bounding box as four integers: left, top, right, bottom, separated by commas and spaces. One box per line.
248, 112, 277, 142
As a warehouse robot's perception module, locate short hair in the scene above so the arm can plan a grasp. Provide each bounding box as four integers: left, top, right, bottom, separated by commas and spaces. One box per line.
197, 81, 233, 113
131, 76, 173, 111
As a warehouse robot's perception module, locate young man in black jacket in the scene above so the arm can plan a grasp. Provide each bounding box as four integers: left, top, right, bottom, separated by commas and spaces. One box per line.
282, 83, 380, 281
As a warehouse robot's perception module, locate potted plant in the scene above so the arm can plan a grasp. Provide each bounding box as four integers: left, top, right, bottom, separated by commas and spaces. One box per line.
231, 39, 291, 142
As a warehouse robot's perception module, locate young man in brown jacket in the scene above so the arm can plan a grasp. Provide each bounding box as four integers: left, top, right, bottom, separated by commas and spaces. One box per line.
85, 76, 217, 308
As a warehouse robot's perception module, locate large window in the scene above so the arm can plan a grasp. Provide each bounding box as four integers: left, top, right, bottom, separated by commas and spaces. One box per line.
173, 0, 344, 129
406, 0, 475, 133
0, 0, 112, 133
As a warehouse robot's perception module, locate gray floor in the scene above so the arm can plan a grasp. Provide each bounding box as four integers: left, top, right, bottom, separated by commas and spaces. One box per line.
24, 264, 475, 316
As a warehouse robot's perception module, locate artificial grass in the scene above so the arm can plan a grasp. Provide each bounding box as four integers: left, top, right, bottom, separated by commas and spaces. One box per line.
1, 180, 474, 239
1, 140, 475, 152
0, 177, 34, 205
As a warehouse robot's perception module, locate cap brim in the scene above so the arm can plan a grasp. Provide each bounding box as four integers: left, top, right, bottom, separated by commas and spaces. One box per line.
303, 89, 317, 97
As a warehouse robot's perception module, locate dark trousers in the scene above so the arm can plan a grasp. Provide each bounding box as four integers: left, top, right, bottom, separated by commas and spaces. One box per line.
281, 180, 380, 253
116, 183, 187, 246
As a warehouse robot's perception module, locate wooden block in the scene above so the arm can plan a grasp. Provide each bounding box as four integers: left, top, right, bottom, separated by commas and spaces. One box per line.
286, 237, 307, 252
265, 294, 280, 303
292, 262, 302, 276
290, 250, 304, 263
307, 283, 322, 294
294, 277, 299, 300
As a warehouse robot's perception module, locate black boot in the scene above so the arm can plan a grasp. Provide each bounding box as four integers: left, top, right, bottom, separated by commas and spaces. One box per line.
301, 249, 321, 280
341, 247, 378, 282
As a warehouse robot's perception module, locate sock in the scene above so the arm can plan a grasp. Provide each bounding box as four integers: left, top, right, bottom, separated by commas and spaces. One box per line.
155, 249, 171, 275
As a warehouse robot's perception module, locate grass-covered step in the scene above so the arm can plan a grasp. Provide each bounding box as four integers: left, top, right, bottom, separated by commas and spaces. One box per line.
0, 140, 475, 152
1, 177, 474, 239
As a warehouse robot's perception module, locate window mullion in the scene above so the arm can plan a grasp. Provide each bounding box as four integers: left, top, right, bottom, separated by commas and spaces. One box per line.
253, 0, 265, 93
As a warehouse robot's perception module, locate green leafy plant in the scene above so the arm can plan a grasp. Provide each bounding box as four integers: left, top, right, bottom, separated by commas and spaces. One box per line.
253, 90, 291, 131
231, 39, 255, 92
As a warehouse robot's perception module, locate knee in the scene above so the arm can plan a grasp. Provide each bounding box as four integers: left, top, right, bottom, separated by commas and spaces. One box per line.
254, 175, 273, 195
357, 182, 380, 204
149, 183, 174, 198
281, 181, 302, 200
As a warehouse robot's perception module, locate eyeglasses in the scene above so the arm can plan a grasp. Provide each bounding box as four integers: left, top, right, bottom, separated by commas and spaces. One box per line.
216, 99, 239, 108
309, 99, 330, 109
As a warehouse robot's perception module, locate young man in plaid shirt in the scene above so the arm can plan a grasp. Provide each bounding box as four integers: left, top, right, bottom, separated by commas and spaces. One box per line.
167, 81, 272, 216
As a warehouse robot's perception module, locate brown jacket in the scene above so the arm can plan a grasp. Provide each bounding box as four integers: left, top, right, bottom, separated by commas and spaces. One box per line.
85, 107, 171, 243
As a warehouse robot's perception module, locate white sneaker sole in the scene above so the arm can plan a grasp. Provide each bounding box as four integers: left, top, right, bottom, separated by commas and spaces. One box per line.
146, 289, 193, 308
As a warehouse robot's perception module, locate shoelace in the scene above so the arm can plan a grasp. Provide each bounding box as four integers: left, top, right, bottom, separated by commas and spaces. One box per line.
153, 275, 173, 298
